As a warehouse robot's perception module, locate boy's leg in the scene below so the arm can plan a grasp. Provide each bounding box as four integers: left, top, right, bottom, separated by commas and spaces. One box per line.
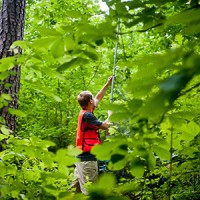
76, 161, 98, 195
69, 167, 81, 193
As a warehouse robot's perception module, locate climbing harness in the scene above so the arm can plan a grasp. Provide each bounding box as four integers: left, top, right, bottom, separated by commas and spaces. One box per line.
110, 18, 120, 103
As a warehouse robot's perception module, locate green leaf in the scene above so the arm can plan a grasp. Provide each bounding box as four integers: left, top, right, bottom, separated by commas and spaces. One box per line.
40, 140, 56, 148
34, 85, 63, 102
109, 111, 131, 122
83, 50, 98, 60
0, 57, 15, 72
66, 10, 82, 18
91, 142, 112, 160
1, 94, 12, 101
38, 27, 62, 36
92, 137, 127, 161
182, 146, 198, 158
167, 8, 200, 26
104, 103, 131, 122
89, 173, 116, 193
57, 57, 78, 71
117, 182, 138, 193
186, 22, 200, 34
116, 2, 127, 14
95, 38, 104, 46
41, 155, 54, 167
125, 1, 145, 10
58, 192, 70, 199
141, 68, 193, 120
0, 133, 9, 141
175, 34, 184, 45
78, 24, 100, 35
147, 152, 156, 171
176, 121, 200, 141
8, 108, 26, 117
98, 173, 116, 188
130, 157, 145, 178
78, 34, 102, 43
53, 95, 62, 102
0, 71, 9, 81
159, 71, 191, 93
11, 190, 19, 198
127, 75, 160, 98
11, 40, 28, 49
186, 121, 200, 136
66, 145, 81, 157
109, 154, 127, 170
57, 57, 88, 71
55, 149, 78, 166
0, 126, 11, 135
104, 103, 128, 112
64, 36, 76, 51
153, 145, 170, 161
32, 37, 57, 50
51, 38, 64, 58
140, 92, 167, 120
128, 99, 143, 112
41, 67, 65, 81
96, 22, 112, 36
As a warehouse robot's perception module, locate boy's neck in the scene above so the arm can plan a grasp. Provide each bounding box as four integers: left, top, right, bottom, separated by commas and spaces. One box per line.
83, 105, 93, 112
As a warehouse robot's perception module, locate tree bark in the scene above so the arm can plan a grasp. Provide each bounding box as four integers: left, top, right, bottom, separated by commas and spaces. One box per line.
0, 0, 26, 132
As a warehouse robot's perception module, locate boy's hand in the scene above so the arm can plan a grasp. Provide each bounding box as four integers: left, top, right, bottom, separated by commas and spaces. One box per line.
106, 76, 113, 86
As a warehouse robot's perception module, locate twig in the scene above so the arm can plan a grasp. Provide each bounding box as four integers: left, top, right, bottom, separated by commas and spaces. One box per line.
178, 82, 200, 98
116, 23, 163, 35
80, 65, 86, 90
168, 127, 173, 200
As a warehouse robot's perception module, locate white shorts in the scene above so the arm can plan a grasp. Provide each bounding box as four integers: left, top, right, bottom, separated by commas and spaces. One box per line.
70, 161, 98, 195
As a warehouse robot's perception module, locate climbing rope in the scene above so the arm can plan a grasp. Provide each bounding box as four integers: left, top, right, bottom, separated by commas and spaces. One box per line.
110, 18, 120, 103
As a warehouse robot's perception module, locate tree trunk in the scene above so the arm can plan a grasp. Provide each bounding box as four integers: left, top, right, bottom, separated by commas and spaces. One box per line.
0, 0, 26, 132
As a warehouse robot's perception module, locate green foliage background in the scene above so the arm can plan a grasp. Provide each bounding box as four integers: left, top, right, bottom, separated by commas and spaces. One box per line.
0, 0, 200, 199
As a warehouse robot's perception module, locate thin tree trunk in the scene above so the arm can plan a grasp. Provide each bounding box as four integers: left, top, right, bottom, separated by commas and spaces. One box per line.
0, 0, 26, 132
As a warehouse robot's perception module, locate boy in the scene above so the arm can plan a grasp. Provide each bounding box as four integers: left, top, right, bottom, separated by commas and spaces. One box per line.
71, 76, 112, 194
